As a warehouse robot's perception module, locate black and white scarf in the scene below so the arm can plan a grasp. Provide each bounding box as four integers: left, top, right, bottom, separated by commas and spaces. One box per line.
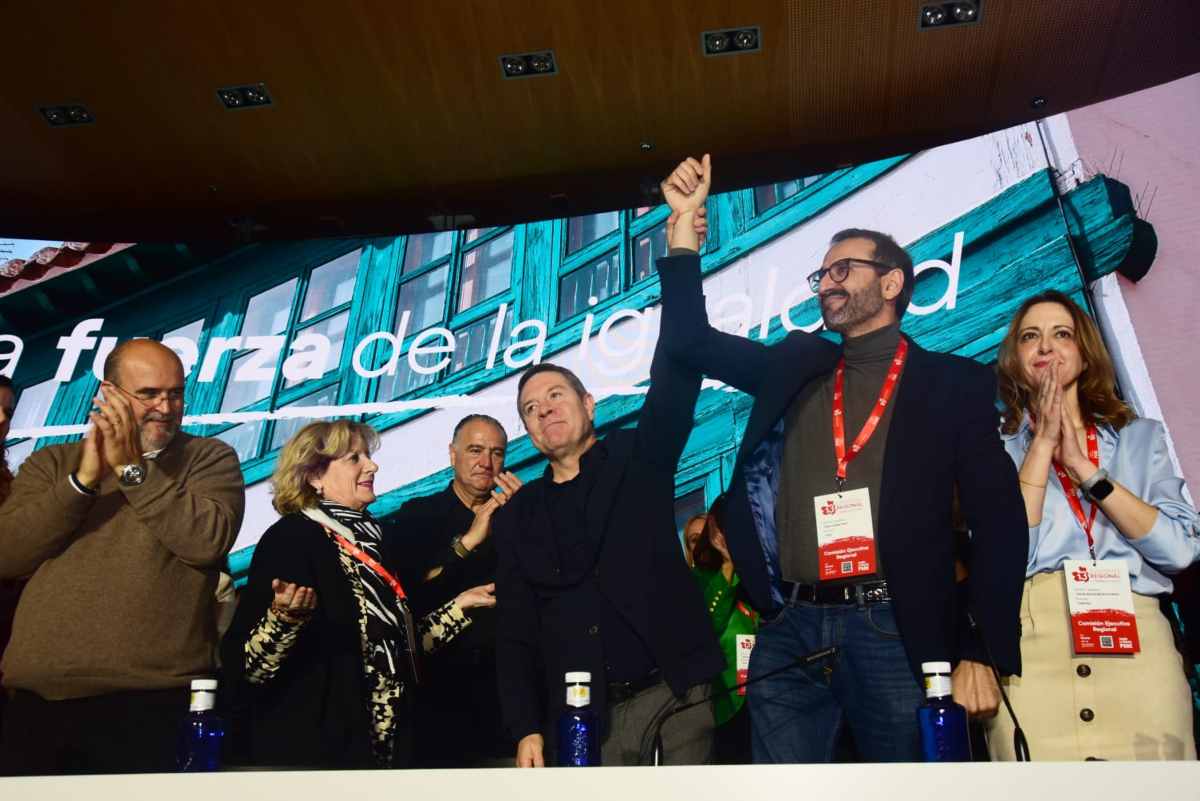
311, 501, 413, 680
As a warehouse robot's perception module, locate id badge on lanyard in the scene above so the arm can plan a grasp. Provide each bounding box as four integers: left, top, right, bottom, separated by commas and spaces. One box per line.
813, 339, 907, 581
1055, 426, 1140, 655
735, 633, 756, 695
326, 526, 423, 679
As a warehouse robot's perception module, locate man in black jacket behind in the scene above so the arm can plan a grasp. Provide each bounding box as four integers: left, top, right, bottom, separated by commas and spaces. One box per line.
494, 320, 724, 766
390, 414, 521, 768
655, 155, 1028, 763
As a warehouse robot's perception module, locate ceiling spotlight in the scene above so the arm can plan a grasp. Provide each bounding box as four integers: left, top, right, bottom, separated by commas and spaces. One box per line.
501, 57, 527, 77
921, 6, 948, 26
42, 107, 66, 125
704, 26, 762, 57
951, 2, 978, 21
217, 83, 272, 110
733, 29, 758, 50
40, 104, 94, 127
498, 50, 558, 80
705, 32, 730, 53
920, 1, 982, 29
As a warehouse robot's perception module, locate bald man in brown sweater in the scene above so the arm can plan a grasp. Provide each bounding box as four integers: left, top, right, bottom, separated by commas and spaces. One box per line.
0, 340, 244, 775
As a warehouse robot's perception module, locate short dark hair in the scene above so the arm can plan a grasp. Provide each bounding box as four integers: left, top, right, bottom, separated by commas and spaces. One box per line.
452, 413, 507, 443
829, 228, 915, 318
0, 375, 13, 392
516, 363, 589, 417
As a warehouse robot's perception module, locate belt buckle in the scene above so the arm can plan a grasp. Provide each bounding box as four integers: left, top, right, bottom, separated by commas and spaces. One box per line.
861, 583, 888, 604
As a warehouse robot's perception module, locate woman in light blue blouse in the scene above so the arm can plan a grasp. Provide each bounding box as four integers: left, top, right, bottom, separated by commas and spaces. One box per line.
986, 290, 1199, 761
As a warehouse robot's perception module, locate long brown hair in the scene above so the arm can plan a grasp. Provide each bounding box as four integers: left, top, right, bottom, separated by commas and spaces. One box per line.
0, 374, 12, 505
997, 290, 1135, 434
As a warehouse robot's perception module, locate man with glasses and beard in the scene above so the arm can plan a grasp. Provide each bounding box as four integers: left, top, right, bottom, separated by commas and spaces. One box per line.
654, 155, 1027, 763
0, 339, 245, 775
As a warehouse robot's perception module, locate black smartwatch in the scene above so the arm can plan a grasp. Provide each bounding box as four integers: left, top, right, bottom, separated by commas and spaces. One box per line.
1081, 468, 1114, 502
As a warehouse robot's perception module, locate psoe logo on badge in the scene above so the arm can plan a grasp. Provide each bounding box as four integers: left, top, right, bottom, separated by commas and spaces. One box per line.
1072, 565, 1090, 583
821, 500, 837, 516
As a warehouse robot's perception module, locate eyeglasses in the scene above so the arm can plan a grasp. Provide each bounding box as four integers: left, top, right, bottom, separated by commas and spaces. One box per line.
806, 258, 897, 293
110, 383, 186, 406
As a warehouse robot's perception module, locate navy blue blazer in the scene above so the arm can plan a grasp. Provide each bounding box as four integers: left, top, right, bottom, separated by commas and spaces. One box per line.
655, 253, 1028, 678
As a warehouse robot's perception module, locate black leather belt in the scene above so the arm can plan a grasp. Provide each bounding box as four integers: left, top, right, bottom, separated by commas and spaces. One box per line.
606, 668, 662, 705
780, 579, 890, 606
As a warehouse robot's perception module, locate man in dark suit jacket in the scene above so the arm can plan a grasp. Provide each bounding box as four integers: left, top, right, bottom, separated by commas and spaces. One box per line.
656, 155, 1027, 763
494, 320, 725, 766
390, 414, 522, 768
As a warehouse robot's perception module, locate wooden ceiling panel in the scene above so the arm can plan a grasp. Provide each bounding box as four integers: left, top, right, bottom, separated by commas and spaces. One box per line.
0, 1, 1195, 241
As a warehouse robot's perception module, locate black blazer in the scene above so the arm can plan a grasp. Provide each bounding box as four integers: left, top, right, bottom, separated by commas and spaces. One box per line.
494, 298, 725, 743
221, 513, 409, 769
655, 253, 1028, 678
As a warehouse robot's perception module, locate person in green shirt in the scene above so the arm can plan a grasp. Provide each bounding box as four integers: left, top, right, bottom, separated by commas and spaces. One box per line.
690, 495, 758, 764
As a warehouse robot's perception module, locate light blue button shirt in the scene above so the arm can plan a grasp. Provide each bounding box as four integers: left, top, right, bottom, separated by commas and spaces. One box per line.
1002, 416, 1200, 595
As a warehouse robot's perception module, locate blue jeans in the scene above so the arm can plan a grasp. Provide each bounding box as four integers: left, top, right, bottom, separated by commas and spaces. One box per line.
747, 601, 924, 763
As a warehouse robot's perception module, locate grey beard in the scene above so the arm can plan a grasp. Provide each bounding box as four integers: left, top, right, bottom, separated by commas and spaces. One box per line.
821, 284, 886, 333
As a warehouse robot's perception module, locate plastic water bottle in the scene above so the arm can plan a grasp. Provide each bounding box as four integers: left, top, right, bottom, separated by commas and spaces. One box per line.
916, 661, 971, 762
177, 678, 225, 771
557, 671, 600, 766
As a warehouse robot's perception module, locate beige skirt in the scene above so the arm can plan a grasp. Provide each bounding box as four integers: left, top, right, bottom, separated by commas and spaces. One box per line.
986, 570, 1195, 761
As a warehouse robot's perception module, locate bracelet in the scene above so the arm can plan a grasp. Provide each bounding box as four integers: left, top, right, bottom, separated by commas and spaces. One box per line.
451, 536, 474, 560
270, 605, 313, 623
68, 472, 99, 496
1018, 479, 1047, 489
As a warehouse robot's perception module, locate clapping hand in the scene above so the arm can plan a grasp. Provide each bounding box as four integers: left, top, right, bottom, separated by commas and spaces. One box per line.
1029, 363, 1062, 449
1030, 363, 1092, 481
454, 583, 497, 613
271, 579, 318, 623
90, 385, 144, 471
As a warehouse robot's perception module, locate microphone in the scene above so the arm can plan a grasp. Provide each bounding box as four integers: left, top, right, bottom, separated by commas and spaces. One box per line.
967, 612, 1031, 762
642, 645, 838, 766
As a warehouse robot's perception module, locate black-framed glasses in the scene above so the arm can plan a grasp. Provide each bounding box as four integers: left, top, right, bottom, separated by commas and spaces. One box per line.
806, 258, 897, 293
108, 383, 186, 406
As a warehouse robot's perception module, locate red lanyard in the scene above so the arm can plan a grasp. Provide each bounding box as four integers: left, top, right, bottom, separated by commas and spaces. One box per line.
1052, 425, 1100, 559
325, 528, 408, 602
832, 338, 909, 488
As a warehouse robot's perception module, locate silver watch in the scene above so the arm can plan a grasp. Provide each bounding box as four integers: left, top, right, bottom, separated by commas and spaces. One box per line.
117, 462, 147, 487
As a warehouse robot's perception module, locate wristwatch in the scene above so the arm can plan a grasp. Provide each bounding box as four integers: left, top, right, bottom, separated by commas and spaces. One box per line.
1080, 468, 1114, 502
450, 535, 474, 560
117, 462, 147, 487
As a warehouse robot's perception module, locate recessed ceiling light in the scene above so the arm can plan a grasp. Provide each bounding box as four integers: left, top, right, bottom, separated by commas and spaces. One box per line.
217, 83, 273, 109
498, 50, 558, 80
40, 104, 94, 127
703, 26, 762, 57
920, 2, 982, 30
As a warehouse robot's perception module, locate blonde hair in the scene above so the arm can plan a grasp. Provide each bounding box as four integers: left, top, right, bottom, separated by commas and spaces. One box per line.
271, 420, 381, 515
997, 290, 1135, 435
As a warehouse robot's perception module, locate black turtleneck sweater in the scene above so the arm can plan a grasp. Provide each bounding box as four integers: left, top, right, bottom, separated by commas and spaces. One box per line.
777, 323, 904, 584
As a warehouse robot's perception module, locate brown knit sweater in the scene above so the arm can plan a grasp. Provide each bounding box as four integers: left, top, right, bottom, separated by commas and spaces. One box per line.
0, 433, 245, 700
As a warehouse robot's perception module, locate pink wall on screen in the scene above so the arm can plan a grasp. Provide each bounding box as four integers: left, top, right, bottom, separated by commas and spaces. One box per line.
1067, 73, 1200, 489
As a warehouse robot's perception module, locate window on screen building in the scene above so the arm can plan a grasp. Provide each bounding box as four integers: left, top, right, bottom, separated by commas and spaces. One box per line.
556, 205, 671, 322
213, 248, 362, 462
375, 227, 519, 401
753, 174, 825, 216
2, 377, 61, 473
673, 485, 708, 556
